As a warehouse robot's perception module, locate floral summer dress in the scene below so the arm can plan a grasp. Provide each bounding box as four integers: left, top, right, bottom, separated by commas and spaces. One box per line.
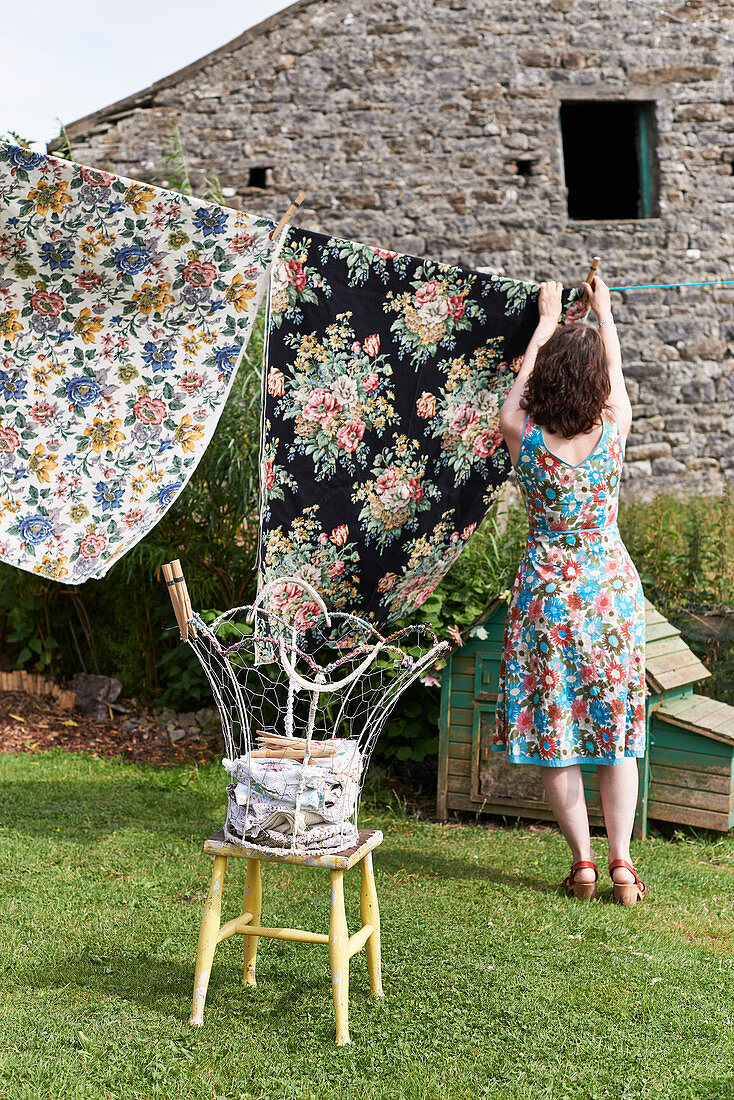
493, 408, 646, 767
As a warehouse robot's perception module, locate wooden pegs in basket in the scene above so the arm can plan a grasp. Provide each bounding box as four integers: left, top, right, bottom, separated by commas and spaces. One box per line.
580, 256, 601, 309
270, 190, 307, 240
162, 559, 195, 642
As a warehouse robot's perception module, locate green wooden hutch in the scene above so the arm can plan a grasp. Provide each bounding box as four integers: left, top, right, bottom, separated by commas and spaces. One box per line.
437, 599, 734, 835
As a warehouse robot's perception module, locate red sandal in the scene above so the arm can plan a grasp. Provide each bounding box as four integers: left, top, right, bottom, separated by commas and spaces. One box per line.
562, 860, 598, 900
609, 859, 646, 906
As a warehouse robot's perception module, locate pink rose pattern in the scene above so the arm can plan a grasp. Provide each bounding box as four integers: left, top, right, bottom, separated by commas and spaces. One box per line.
276, 312, 396, 479
493, 410, 645, 766
0, 140, 276, 583
260, 227, 583, 627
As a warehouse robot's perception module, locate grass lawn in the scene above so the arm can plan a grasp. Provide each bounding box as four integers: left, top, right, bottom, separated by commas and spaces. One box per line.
0, 750, 732, 1100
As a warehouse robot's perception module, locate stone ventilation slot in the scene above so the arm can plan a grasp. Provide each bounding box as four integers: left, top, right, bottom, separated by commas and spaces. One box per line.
247, 166, 272, 189
515, 159, 534, 179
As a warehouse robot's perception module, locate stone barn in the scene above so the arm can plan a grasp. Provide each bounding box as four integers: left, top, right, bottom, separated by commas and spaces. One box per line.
51, 0, 734, 497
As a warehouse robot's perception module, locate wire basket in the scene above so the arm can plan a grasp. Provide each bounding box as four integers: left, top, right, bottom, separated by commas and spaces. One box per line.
174, 574, 448, 854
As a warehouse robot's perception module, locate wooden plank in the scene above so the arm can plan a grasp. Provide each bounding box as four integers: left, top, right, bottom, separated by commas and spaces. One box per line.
646, 635, 691, 661
645, 621, 681, 643
451, 706, 474, 727
647, 781, 731, 814
656, 709, 734, 745
650, 764, 733, 796
448, 758, 471, 777
453, 656, 475, 676
448, 741, 471, 761
645, 608, 671, 627
649, 744, 732, 776
448, 727, 473, 745
451, 673, 474, 694
660, 699, 734, 734
447, 773, 472, 794
660, 694, 725, 726
448, 791, 555, 818
647, 800, 731, 832
651, 722, 732, 757
704, 709, 734, 740
437, 664, 453, 820
647, 649, 709, 676
447, 791, 605, 825
450, 690, 474, 710
651, 660, 711, 693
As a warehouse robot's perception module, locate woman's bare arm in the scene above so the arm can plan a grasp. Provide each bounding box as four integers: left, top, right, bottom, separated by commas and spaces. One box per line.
499, 281, 563, 465
582, 276, 632, 440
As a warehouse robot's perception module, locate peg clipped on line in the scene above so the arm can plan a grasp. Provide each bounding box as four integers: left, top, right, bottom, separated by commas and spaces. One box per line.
270, 190, 308, 240
581, 256, 600, 309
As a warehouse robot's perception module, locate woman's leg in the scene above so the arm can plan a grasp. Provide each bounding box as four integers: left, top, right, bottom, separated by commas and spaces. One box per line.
541, 764, 596, 882
597, 758, 638, 884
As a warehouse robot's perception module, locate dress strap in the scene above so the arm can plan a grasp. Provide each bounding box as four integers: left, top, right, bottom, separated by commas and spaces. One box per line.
606, 406, 625, 456
516, 411, 533, 465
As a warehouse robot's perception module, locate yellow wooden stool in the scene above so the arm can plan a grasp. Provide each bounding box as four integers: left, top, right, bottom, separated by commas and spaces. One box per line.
189, 828, 384, 1045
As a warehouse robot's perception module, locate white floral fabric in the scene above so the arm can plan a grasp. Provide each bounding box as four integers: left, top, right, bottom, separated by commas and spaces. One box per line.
0, 141, 275, 582
223, 740, 362, 850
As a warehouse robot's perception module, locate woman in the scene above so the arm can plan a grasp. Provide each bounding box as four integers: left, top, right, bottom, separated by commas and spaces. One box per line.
494, 276, 646, 905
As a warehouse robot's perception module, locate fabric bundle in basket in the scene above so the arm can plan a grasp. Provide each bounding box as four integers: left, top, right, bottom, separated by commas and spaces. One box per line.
223, 739, 362, 851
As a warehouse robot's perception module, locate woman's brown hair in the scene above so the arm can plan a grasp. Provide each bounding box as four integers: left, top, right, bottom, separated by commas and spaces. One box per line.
520, 322, 610, 438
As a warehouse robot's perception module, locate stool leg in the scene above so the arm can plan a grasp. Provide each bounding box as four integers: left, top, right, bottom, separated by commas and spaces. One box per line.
189, 854, 227, 1027
360, 851, 383, 998
243, 857, 261, 987
329, 868, 350, 1045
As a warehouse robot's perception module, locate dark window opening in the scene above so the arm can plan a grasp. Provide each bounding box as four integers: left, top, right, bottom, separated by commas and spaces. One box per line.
247, 166, 272, 189
560, 101, 656, 220
515, 159, 534, 178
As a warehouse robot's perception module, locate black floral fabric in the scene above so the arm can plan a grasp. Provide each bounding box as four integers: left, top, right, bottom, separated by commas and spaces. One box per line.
258, 228, 584, 629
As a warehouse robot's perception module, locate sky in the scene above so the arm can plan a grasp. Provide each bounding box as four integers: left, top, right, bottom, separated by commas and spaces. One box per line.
0, 0, 294, 148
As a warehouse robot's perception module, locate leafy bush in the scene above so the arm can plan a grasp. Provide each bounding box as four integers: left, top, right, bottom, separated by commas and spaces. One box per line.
373, 502, 528, 765
618, 486, 734, 609
618, 487, 734, 705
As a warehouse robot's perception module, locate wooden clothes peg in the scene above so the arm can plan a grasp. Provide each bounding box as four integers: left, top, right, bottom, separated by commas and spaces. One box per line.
581, 256, 600, 309
270, 190, 307, 240
162, 559, 195, 642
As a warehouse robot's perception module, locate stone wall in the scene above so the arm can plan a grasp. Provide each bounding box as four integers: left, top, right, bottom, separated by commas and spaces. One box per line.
56, 0, 734, 498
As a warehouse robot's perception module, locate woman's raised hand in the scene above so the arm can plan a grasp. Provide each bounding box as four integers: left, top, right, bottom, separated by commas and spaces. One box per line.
582, 275, 612, 321
537, 280, 563, 328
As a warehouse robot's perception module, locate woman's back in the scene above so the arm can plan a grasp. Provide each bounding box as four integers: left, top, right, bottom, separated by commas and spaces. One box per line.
515, 407, 623, 534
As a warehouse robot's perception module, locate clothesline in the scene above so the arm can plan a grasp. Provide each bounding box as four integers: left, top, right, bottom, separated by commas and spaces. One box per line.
609, 279, 734, 291
626, 0, 734, 46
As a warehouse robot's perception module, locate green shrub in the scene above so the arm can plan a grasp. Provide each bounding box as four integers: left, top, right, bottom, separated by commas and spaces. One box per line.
618, 488, 734, 705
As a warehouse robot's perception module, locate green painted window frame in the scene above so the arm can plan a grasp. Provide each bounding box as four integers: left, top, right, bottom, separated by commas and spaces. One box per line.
635, 103, 655, 220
